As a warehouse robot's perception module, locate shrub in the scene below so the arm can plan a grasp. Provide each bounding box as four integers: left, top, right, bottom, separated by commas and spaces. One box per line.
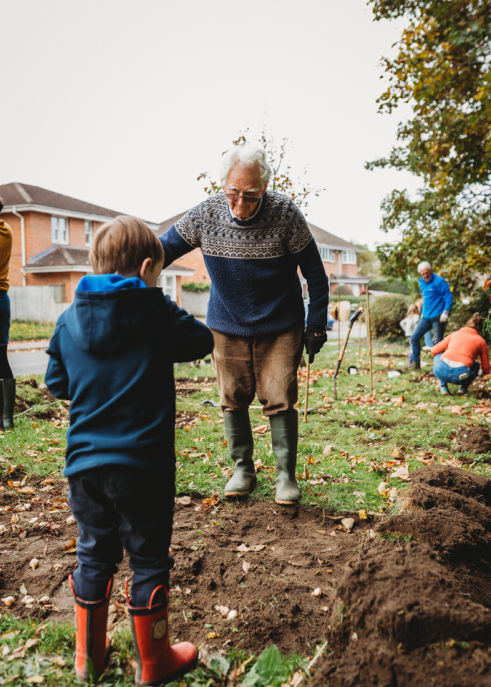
182, 281, 210, 293
449, 287, 491, 341
368, 279, 412, 295
369, 294, 409, 340
332, 285, 352, 296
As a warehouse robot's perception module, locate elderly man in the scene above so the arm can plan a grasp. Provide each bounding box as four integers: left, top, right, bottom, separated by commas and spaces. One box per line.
160, 145, 329, 505
409, 261, 453, 370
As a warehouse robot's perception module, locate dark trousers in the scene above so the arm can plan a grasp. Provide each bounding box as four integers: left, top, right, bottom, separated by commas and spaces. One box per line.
410, 316, 446, 365
68, 466, 175, 606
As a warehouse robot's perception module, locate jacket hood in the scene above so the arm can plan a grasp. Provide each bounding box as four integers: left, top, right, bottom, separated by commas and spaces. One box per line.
63, 274, 164, 353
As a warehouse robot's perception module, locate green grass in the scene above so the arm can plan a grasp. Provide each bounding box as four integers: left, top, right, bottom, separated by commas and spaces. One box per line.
172, 341, 490, 513
0, 614, 308, 686
2, 339, 490, 685
10, 321, 55, 341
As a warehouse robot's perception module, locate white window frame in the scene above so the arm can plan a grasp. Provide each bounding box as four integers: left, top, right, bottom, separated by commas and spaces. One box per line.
51, 216, 69, 245
84, 220, 93, 247
159, 273, 176, 301
341, 250, 356, 265
319, 245, 336, 263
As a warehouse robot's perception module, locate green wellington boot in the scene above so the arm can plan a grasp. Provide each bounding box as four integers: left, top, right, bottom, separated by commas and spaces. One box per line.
270, 411, 301, 506
1, 378, 15, 429
224, 410, 256, 498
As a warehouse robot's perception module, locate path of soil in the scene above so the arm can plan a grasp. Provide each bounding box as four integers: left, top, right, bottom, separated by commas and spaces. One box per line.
1, 465, 490, 686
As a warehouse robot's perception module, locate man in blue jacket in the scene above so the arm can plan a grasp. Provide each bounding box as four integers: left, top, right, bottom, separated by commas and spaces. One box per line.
46, 216, 213, 686
409, 261, 453, 369
160, 144, 329, 506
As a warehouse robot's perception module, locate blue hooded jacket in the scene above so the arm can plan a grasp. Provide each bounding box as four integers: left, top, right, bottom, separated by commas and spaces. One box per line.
45, 274, 214, 477
419, 273, 453, 319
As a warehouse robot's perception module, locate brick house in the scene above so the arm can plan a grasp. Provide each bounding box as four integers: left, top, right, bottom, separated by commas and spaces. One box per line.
0, 183, 191, 306
158, 210, 368, 295
308, 223, 368, 296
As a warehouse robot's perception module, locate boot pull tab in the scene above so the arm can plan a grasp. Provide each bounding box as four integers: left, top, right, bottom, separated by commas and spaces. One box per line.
148, 585, 168, 609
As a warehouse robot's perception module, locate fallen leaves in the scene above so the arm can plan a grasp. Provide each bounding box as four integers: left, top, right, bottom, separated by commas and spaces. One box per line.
389, 464, 410, 481
341, 517, 355, 532
63, 537, 77, 554
237, 543, 265, 553
176, 495, 192, 506
252, 424, 269, 434
215, 604, 238, 620
200, 493, 220, 511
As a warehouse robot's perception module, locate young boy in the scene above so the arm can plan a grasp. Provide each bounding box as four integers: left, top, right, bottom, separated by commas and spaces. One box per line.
45, 216, 214, 686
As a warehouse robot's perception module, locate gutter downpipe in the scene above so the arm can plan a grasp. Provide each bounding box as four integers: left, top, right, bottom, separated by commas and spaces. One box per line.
11, 206, 26, 286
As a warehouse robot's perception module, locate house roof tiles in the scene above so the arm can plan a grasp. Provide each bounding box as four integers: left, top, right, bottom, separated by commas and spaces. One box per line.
26, 244, 192, 274
29, 245, 90, 268
0, 182, 123, 218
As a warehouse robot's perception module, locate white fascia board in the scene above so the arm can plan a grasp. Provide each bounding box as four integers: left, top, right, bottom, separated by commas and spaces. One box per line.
3, 204, 160, 231
330, 276, 369, 283
164, 268, 194, 276
22, 265, 94, 274
317, 242, 361, 253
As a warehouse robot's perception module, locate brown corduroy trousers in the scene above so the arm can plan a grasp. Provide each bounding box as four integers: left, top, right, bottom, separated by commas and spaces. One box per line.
211, 325, 304, 416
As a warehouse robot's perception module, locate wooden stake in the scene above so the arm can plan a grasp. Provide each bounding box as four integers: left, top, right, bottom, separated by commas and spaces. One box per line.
304, 359, 310, 422
366, 290, 374, 394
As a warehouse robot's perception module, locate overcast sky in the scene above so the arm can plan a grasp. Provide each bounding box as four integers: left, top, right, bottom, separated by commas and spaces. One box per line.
2, 0, 419, 248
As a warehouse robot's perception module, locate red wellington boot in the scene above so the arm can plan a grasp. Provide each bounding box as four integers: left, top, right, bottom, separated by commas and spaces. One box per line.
69, 574, 113, 682
126, 580, 197, 686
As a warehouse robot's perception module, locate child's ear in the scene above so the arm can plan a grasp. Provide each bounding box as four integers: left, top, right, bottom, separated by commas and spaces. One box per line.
139, 258, 153, 281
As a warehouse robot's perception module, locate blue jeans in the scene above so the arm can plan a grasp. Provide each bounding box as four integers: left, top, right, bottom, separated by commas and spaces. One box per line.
433, 354, 479, 390
68, 466, 175, 605
410, 317, 445, 365
424, 330, 434, 347
0, 291, 10, 346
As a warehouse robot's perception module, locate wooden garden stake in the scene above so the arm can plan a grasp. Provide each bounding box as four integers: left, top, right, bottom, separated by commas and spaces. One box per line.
304, 359, 310, 422
366, 290, 374, 394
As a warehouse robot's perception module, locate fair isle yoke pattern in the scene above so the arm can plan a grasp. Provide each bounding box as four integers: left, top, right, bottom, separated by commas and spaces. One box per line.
174, 192, 313, 260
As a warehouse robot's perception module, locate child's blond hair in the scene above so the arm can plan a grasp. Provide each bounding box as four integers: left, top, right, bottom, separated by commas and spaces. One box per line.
90, 215, 164, 275
407, 303, 419, 316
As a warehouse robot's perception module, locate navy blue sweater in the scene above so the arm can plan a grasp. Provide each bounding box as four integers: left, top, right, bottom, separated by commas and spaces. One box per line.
160, 192, 329, 336
45, 274, 214, 477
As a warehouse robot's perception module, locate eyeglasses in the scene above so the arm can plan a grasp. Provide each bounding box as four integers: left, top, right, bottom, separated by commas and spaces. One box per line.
225, 190, 261, 204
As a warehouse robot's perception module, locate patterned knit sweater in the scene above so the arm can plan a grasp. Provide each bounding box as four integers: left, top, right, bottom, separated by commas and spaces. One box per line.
160, 192, 329, 336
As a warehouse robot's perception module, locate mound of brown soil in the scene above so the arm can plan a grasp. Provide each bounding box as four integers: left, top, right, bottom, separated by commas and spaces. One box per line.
1, 465, 490, 685
454, 423, 491, 456
310, 466, 491, 687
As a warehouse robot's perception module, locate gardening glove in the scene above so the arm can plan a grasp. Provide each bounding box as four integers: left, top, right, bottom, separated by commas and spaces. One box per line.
439, 310, 449, 323
304, 325, 327, 364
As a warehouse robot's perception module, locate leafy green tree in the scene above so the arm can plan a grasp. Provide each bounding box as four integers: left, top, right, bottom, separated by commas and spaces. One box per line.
354, 243, 380, 277
197, 127, 325, 213
366, 0, 490, 295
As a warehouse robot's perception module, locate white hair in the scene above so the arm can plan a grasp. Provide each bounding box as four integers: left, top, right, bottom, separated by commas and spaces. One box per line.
219, 145, 272, 186
417, 261, 432, 273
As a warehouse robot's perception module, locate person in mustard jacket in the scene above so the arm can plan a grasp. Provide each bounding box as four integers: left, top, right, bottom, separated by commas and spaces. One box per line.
0, 197, 15, 429
431, 313, 489, 395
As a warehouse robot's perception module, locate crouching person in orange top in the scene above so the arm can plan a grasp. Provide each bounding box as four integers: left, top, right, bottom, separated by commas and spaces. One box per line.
45, 216, 214, 685
431, 313, 489, 396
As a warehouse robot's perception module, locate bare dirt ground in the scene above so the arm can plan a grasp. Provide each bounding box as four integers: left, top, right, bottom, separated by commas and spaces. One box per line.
1, 385, 490, 685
